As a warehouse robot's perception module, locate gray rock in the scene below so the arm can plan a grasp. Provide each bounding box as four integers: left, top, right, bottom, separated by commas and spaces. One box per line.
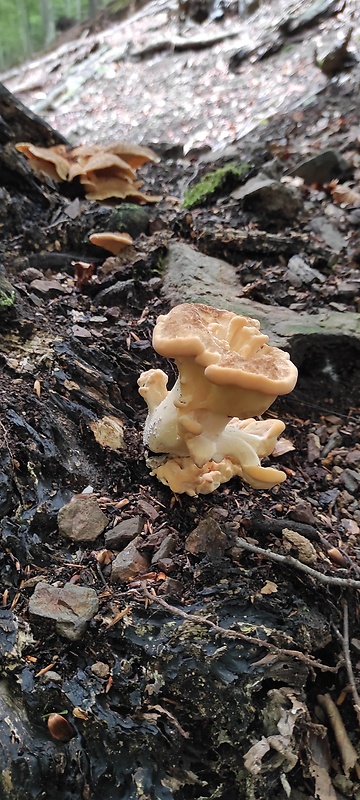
58, 494, 108, 542
151, 534, 179, 564
158, 578, 184, 598
105, 515, 144, 549
232, 173, 301, 220
185, 518, 228, 558
162, 243, 360, 349
288, 149, 351, 185
42, 671, 62, 683
30, 279, 70, 297
285, 255, 325, 288
309, 217, 346, 253
340, 469, 360, 493
111, 537, 149, 582
29, 582, 99, 641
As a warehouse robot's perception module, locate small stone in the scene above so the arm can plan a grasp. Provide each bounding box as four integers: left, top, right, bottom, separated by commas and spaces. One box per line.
143, 528, 171, 548
232, 173, 301, 220
151, 534, 178, 564
111, 538, 149, 582
29, 582, 99, 641
307, 433, 321, 463
309, 217, 346, 253
137, 498, 160, 521
20, 267, 44, 283
288, 150, 351, 185
285, 255, 325, 288
334, 280, 359, 299
157, 558, 176, 574
289, 502, 316, 525
319, 488, 339, 506
185, 518, 228, 558
340, 469, 360, 493
58, 494, 108, 542
72, 325, 92, 339
341, 519, 359, 537
30, 279, 69, 297
346, 450, 360, 467
91, 661, 110, 678
105, 516, 144, 549
158, 578, 183, 598
42, 671, 62, 683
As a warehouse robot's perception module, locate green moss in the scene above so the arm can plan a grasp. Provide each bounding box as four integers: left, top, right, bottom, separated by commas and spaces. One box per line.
0, 290, 15, 309
183, 162, 250, 209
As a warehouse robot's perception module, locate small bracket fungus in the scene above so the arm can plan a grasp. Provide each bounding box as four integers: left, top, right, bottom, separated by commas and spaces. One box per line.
16, 140, 160, 203
138, 303, 298, 496
89, 231, 133, 255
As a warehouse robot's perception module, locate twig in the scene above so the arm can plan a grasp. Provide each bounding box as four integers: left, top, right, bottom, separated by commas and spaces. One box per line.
235, 536, 360, 589
317, 693, 359, 776
340, 601, 360, 726
141, 585, 339, 673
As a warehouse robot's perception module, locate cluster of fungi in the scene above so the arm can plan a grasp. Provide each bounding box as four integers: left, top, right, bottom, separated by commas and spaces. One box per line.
138, 303, 298, 496
16, 140, 160, 203
16, 139, 161, 261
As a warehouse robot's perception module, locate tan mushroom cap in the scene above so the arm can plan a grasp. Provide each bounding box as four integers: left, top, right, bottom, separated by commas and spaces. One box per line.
82, 176, 135, 200
16, 142, 70, 182
89, 231, 133, 255
68, 152, 136, 182
70, 141, 160, 168
83, 177, 160, 203
153, 303, 298, 397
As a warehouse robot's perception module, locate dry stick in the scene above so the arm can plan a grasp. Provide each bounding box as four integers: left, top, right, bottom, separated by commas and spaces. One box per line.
341, 601, 360, 726
141, 586, 339, 673
235, 536, 360, 589
317, 693, 359, 777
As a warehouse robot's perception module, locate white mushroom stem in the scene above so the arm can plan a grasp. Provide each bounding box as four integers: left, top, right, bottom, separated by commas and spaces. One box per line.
138, 368, 286, 484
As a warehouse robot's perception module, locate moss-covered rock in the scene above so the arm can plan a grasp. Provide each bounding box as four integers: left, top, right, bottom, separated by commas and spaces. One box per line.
183, 162, 251, 209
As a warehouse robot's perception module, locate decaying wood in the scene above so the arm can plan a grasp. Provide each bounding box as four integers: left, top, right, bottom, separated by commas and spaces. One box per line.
0, 82, 68, 147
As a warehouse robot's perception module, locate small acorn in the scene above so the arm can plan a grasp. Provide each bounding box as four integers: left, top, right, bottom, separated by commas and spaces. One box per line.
47, 713, 75, 742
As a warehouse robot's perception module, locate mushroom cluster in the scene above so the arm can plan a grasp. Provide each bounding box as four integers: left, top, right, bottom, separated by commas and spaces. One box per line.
138, 303, 298, 496
15, 141, 160, 203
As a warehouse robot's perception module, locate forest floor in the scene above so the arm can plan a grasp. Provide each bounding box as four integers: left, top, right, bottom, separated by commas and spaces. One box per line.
0, 1, 360, 799
1, 0, 359, 152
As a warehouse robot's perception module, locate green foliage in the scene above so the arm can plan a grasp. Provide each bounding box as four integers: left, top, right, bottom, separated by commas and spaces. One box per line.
182, 162, 250, 210
0, 0, 109, 70
0, 289, 15, 309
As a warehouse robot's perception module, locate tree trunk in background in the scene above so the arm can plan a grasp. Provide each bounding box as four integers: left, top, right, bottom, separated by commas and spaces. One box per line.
75, 0, 82, 20
17, 0, 32, 59
39, 0, 56, 46
88, 0, 100, 14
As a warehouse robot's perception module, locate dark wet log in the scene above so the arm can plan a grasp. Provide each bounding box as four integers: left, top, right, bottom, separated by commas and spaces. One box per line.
0, 82, 68, 147
0, 82, 69, 200
0, 587, 337, 800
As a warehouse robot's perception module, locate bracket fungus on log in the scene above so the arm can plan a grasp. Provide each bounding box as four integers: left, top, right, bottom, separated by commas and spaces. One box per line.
138, 303, 298, 496
15, 140, 160, 203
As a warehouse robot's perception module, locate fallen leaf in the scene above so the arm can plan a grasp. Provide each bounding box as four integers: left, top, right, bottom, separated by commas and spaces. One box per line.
260, 580, 278, 595
272, 438, 295, 457
73, 707, 89, 720
329, 180, 360, 206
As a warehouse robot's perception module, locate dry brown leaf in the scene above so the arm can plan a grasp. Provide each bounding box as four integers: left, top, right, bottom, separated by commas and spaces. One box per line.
260, 580, 278, 595
329, 180, 360, 206
73, 707, 89, 720
272, 437, 295, 457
